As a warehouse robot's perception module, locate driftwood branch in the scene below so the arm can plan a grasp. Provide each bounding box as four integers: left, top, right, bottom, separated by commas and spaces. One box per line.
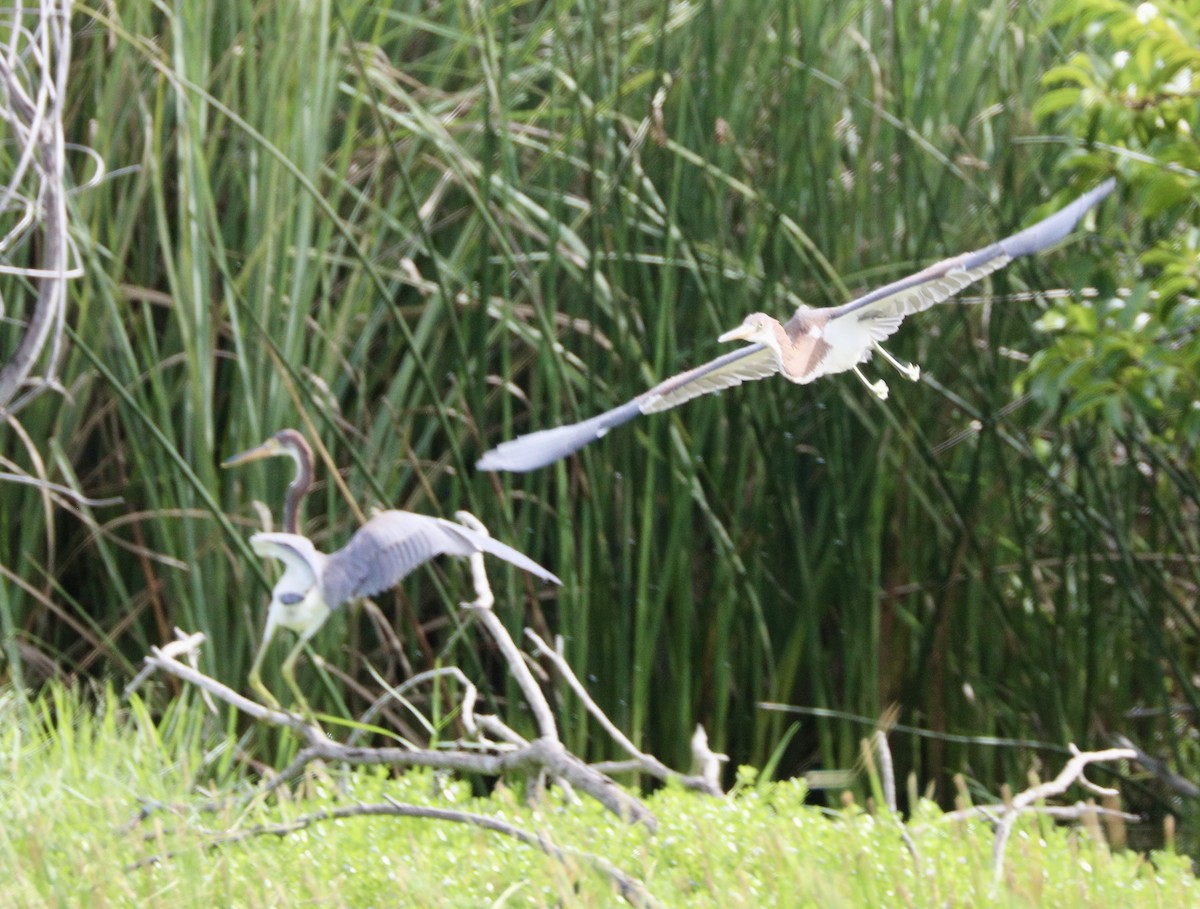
142, 633, 656, 830
126, 512, 767, 905
991, 746, 1135, 888
454, 510, 559, 741
526, 628, 725, 795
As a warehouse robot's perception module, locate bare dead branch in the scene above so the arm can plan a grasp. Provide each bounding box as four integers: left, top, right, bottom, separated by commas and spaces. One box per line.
938, 802, 1140, 827
526, 628, 724, 795
142, 627, 656, 830
454, 510, 559, 741
991, 746, 1135, 888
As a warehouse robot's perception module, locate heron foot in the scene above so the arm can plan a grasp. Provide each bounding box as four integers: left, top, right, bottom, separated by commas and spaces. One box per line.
281, 648, 318, 724
872, 342, 921, 382
852, 365, 889, 400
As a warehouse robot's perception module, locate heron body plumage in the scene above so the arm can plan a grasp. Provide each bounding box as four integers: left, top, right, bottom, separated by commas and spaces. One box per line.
476, 179, 1116, 472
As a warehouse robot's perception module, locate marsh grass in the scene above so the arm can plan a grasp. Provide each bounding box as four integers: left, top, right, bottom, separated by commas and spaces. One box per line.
0, 0, 1191, 833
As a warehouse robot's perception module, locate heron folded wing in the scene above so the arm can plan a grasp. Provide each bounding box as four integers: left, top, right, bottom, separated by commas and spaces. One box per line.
824, 178, 1116, 337
638, 343, 778, 413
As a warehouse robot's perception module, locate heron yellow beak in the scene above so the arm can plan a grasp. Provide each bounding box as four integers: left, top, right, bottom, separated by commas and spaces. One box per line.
221, 438, 283, 468
718, 323, 756, 344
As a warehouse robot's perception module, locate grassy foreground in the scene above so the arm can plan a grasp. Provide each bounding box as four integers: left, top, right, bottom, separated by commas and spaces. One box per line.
2, 688, 1194, 908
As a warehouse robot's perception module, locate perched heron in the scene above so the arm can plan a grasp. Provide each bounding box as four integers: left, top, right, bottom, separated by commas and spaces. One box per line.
223, 430, 561, 712
477, 179, 1116, 473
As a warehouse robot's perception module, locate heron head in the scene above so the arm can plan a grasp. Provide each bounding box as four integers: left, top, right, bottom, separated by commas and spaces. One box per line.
222, 428, 311, 469
718, 313, 778, 346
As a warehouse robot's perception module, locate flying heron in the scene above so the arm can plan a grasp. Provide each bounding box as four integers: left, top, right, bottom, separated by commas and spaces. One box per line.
223, 430, 561, 712
477, 179, 1116, 473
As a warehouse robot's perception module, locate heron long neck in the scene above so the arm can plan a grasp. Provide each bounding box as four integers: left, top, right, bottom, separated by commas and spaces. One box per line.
283, 439, 314, 535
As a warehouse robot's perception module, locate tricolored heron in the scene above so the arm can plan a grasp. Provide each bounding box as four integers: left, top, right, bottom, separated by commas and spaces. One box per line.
476, 179, 1116, 473
223, 430, 561, 712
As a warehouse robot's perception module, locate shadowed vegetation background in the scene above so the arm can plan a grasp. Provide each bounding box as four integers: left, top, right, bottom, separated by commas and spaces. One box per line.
1, 0, 1197, 831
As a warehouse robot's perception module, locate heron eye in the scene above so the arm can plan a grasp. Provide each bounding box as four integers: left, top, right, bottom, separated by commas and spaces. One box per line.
279, 592, 304, 605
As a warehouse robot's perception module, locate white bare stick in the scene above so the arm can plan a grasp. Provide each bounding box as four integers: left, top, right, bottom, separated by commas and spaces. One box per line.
144, 635, 656, 831
142, 640, 327, 744
454, 510, 559, 742
690, 725, 728, 795
872, 732, 920, 870
938, 802, 1140, 826
124, 629, 207, 699
347, 665, 483, 746
526, 629, 723, 795
873, 731, 897, 812
991, 746, 1135, 888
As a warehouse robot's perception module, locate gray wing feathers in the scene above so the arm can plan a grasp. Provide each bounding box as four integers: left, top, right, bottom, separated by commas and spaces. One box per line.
639, 344, 778, 413
827, 179, 1115, 324
434, 520, 563, 586
475, 399, 645, 472
320, 511, 560, 607
476, 344, 777, 472
986, 177, 1116, 260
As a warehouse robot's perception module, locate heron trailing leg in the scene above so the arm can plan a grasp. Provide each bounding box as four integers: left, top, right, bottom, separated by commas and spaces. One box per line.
280, 629, 319, 720
872, 341, 920, 381
247, 616, 282, 709
852, 365, 889, 400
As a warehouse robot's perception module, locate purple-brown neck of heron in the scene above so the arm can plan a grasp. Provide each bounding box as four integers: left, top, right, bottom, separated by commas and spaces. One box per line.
276, 429, 314, 535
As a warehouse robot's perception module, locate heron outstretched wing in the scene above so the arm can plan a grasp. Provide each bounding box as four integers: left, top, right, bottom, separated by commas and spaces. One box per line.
637, 343, 779, 413
320, 511, 560, 608
476, 343, 778, 472
822, 178, 1116, 340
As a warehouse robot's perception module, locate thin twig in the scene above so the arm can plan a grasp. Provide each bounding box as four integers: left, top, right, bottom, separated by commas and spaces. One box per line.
937, 802, 1140, 827
527, 628, 723, 795
991, 746, 1135, 888
454, 510, 559, 741
872, 731, 921, 871
141, 642, 327, 744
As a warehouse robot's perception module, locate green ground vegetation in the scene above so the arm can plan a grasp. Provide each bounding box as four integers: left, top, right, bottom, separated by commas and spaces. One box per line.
2, 688, 1196, 908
